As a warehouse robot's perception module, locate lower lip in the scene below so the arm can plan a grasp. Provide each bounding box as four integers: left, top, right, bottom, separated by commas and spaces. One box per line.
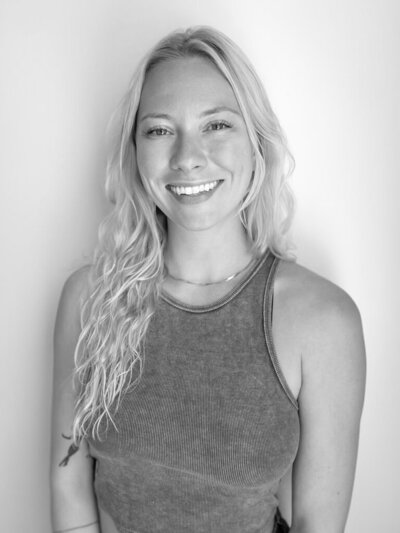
167, 181, 223, 204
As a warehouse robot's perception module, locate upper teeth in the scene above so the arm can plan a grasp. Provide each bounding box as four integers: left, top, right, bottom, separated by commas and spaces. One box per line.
169, 180, 219, 196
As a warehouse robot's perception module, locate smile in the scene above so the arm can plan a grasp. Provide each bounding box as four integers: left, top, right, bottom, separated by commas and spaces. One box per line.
167, 180, 221, 196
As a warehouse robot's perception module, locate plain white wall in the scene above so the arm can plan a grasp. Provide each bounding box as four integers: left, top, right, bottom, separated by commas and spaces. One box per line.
1, 0, 399, 531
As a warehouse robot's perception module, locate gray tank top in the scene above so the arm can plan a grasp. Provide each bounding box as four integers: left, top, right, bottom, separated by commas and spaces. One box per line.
88, 250, 300, 533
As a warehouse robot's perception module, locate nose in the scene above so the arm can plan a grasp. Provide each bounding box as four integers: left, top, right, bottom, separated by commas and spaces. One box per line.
170, 132, 207, 173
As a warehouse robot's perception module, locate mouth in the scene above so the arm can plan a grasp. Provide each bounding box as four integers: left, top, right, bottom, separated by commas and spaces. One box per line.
166, 179, 223, 197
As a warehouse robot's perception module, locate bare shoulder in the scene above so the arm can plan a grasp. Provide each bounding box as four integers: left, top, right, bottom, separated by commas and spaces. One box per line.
53, 266, 92, 380
56, 266, 92, 326
60, 265, 92, 308
276, 259, 363, 334
274, 259, 365, 377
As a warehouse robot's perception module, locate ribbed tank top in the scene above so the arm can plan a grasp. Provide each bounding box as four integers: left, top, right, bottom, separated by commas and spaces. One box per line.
88, 250, 300, 533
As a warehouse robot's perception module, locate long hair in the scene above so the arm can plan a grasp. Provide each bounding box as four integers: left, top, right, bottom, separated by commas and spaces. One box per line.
72, 26, 295, 443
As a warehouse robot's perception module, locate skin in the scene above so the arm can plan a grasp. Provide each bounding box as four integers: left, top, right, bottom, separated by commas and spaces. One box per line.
135, 57, 256, 290
51, 56, 366, 533
51, 268, 100, 533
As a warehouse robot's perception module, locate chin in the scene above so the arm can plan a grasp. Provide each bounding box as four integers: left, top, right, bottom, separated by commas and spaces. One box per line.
167, 213, 222, 233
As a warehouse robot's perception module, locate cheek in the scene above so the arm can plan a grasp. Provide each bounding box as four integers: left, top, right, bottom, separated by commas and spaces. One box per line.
135, 150, 158, 205
136, 145, 153, 180
136, 142, 168, 181
207, 142, 237, 172
208, 137, 253, 169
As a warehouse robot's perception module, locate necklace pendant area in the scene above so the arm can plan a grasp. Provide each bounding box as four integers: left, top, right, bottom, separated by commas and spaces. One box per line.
165, 256, 257, 286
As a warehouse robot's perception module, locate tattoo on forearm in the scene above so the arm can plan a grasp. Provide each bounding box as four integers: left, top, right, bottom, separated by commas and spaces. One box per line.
58, 434, 81, 467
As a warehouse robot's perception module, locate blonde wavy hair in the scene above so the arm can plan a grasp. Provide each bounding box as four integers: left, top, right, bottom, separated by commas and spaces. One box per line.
72, 25, 295, 443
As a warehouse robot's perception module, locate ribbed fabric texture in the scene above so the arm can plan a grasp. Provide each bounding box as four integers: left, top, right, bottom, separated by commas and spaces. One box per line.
88, 250, 300, 533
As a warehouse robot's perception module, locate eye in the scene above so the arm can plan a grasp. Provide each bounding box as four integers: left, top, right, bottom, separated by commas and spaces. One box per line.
206, 120, 232, 132
146, 126, 171, 136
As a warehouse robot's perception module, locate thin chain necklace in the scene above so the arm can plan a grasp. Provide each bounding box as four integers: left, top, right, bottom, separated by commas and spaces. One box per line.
164, 256, 257, 287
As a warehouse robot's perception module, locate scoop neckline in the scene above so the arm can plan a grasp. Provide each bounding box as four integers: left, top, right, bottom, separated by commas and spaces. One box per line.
160, 249, 270, 313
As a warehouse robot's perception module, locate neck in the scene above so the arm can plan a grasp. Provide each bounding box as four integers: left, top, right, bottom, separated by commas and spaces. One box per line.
164, 217, 255, 284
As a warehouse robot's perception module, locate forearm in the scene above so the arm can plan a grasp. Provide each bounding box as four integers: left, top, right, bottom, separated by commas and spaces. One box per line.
53, 521, 100, 533
289, 523, 344, 533
51, 480, 100, 533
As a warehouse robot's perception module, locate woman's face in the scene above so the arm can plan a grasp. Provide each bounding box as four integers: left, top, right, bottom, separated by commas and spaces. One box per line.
135, 56, 254, 233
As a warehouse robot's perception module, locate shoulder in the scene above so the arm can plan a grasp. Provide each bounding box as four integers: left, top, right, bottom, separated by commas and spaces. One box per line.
61, 265, 92, 303
57, 266, 92, 318
54, 266, 92, 353
275, 258, 362, 334
274, 258, 365, 377
53, 266, 93, 395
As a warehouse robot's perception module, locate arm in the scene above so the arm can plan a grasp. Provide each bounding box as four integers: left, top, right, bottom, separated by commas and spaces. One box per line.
50, 268, 101, 533
290, 287, 366, 533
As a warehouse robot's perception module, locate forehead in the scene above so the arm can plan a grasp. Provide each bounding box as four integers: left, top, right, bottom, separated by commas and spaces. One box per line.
137, 57, 240, 116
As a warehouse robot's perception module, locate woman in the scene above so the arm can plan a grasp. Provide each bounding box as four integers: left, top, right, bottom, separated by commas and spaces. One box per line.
51, 26, 366, 533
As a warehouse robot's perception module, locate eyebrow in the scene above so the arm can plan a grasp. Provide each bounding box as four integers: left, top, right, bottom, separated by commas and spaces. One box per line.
138, 106, 241, 123
200, 106, 241, 117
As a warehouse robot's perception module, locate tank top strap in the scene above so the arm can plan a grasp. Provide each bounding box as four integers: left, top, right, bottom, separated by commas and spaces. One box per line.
263, 255, 299, 410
